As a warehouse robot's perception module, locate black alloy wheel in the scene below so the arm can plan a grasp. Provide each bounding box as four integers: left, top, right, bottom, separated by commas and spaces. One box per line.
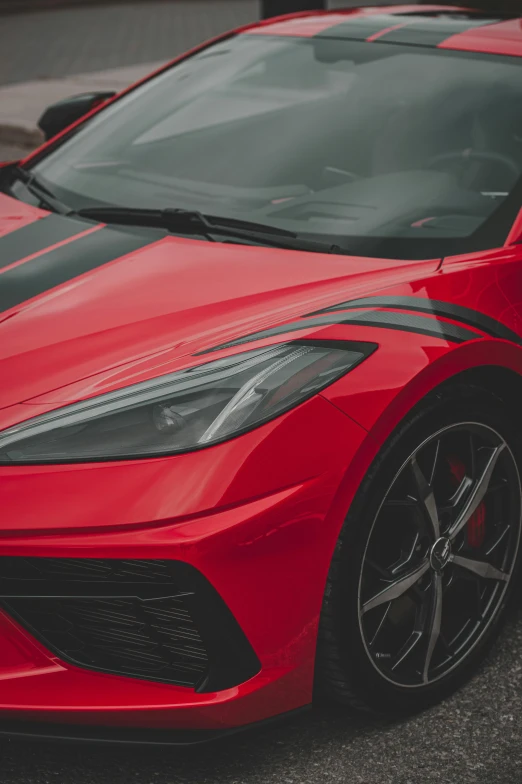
316, 386, 522, 713
359, 420, 520, 687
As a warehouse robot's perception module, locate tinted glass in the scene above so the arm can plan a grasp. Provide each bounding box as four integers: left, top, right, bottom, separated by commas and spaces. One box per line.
24, 35, 522, 259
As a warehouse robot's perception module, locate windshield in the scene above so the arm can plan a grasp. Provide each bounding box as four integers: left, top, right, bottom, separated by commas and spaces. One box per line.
22, 34, 522, 259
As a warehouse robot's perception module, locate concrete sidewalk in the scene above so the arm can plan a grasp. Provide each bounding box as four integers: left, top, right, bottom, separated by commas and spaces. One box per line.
0, 61, 163, 148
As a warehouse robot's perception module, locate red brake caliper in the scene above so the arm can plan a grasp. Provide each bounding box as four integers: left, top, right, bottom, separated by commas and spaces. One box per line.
448, 456, 486, 548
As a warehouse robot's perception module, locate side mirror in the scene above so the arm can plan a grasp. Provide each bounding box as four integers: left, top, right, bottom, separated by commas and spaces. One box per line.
38, 91, 116, 141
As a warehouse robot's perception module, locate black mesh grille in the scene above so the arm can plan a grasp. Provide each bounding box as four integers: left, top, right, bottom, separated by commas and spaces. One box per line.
6, 596, 208, 686
0, 556, 261, 692
0, 558, 209, 688
1, 556, 180, 583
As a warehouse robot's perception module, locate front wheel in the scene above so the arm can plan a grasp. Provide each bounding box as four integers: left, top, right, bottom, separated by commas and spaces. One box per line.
316, 386, 522, 714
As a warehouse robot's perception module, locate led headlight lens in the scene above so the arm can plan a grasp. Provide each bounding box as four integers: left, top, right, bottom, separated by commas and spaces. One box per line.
0, 341, 375, 464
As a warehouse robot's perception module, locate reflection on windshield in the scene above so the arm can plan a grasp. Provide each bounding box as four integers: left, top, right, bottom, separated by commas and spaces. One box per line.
30, 35, 522, 259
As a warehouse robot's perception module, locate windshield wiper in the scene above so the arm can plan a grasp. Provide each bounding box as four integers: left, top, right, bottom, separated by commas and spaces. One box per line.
74, 206, 341, 254
11, 166, 72, 215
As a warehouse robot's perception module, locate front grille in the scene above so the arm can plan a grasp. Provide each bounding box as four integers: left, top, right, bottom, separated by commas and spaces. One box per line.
0, 558, 209, 688
1, 556, 182, 583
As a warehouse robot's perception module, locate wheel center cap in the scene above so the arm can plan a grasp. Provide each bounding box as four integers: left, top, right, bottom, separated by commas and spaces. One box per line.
430, 537, 452, 573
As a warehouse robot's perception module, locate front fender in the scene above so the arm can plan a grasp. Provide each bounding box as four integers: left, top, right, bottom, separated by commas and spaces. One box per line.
323, 335, 522, 444
318, 336, 522, 552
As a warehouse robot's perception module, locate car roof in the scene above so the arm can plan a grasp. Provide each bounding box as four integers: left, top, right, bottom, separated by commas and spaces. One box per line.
243, 5, 522, 58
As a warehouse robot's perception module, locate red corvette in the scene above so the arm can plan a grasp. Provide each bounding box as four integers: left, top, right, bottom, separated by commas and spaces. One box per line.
1, 4, 522, 743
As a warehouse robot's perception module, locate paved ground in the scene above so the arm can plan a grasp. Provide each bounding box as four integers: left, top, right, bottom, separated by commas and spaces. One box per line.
2, 605, 522, 783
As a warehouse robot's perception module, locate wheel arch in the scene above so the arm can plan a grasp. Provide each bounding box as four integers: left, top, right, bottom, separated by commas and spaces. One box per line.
361, 339, 522, 451
323, 339, 522, 560
441, 364, 522, 431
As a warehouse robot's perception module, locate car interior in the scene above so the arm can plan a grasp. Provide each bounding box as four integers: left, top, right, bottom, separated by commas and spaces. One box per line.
20, 35, 522, 257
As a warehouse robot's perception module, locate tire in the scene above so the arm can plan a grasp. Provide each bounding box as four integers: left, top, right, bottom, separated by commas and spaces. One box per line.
315, 383, 522, 715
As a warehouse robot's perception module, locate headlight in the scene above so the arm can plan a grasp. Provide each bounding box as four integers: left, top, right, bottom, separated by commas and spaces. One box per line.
0, 341, 376, 464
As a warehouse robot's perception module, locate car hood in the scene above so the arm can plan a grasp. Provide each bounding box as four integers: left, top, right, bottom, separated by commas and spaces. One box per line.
0, 201, 439, 413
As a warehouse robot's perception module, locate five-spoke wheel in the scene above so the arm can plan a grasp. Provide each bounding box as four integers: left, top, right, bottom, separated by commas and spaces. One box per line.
359, 422, 520, 687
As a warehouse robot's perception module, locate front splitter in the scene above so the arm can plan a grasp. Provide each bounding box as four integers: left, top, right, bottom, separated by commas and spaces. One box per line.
0, 706, 310, 747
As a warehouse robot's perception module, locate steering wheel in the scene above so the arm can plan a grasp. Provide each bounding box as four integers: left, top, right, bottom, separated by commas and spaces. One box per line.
426, 150, 520, 181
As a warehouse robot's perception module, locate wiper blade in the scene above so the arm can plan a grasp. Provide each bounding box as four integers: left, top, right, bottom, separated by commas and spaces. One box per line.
11, 167, 72, 215
75, 207, 219, 244
74, 206, 340, 254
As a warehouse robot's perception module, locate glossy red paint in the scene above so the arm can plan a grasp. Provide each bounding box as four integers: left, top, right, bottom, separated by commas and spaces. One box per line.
0, 234, 438, 412
440, 18, 522, 58
0, 398, 367, 727
243, 5, 467, 38
0, 192, 47, 239
245, 12, 358, 38
2, 5, 522, 739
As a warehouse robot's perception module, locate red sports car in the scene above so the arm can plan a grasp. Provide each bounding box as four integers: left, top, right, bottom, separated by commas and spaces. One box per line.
1, 4, 522, 743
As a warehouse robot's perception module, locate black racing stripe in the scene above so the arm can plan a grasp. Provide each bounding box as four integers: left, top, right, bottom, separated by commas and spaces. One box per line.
0, 215, 90, 272
377, 17, 500, 47
314, 14, 408, 41
196, 314, 344, 354
338, 310, 480, 344
315, 14, 501, 48
198, 308, 481, 355
306, 296, 522, 346
0, 226, 152, 314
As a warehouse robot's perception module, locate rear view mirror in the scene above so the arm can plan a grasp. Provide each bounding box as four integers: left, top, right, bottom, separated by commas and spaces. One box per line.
38, 91, 116, 141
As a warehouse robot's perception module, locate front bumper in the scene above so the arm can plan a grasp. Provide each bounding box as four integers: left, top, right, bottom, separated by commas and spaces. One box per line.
0, 556, 262, 694
0, 395, 368, 734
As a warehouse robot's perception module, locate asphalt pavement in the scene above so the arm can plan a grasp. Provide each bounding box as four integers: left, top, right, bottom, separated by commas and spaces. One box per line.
2, 605, 522, 783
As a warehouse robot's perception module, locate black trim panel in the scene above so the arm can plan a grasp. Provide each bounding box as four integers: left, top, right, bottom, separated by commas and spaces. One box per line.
0, 215, 89, 272
0, 707, 310, 747
307, 296, 522, 346
0, 226, 152, 314
199, 307, 482, 355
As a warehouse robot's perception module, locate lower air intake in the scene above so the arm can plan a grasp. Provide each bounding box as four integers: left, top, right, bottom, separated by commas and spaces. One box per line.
0, 557, 260, 692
